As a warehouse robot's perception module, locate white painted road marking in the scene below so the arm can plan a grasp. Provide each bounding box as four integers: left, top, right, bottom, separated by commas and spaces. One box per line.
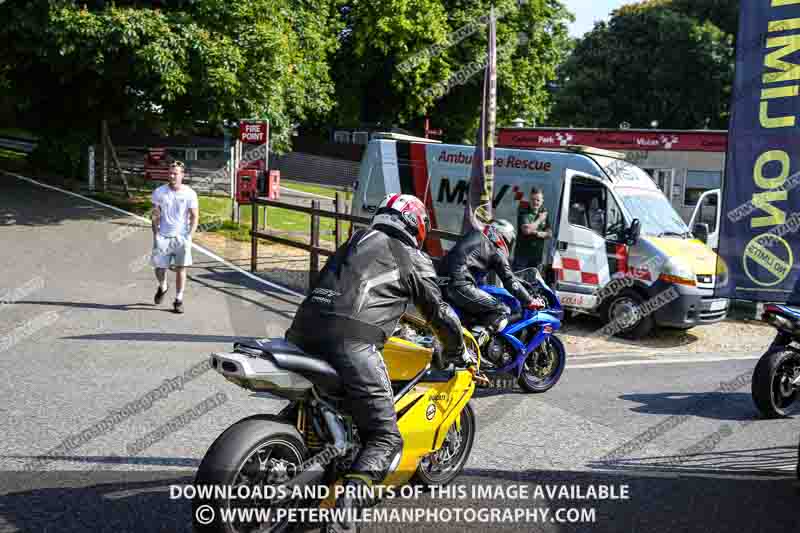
569, 354, 761, 369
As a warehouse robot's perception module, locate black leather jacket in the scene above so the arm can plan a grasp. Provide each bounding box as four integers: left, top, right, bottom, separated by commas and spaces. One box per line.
441, 229, 534, 307
287, 225, 465, 362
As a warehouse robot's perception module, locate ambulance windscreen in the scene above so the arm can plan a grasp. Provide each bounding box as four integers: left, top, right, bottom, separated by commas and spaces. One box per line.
618, 190, 689, 238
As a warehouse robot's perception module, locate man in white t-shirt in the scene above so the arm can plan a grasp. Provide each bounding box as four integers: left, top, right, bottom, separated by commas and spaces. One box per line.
150, 161, 199, 313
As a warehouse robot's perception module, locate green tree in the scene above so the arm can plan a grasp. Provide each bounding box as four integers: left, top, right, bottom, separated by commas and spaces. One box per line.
549, 5, 734, 129
661, 0, 739, 37
0, 0, 341, 174
329, 0, 573, 142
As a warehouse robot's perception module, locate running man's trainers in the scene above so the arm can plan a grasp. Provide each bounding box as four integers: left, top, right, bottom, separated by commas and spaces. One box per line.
173, 299, 184, 314
154, 286, 167, 304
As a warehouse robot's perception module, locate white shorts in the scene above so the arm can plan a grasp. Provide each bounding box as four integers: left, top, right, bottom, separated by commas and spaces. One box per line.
151, 234, 193, 268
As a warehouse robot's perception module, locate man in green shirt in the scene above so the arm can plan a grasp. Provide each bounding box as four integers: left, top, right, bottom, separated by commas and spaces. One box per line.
513, 187, 553, 271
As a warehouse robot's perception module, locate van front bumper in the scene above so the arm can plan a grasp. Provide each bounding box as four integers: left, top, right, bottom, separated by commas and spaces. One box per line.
644, 280, 729, 328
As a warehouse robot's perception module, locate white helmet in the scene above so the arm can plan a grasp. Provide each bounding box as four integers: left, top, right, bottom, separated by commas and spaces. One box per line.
483, 219, 516, 256
370, 193, 431, 248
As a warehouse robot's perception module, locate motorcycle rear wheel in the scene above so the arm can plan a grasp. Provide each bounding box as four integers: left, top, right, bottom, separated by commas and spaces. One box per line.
752, 348, 800, 418
192, 416, 315, 533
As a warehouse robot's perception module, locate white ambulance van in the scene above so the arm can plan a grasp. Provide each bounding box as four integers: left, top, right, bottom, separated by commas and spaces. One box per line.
351, 133, 730, 338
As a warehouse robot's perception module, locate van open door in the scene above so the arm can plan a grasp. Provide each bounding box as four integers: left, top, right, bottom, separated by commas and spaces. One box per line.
689, 189, 720, 251
551, 170, 613, 311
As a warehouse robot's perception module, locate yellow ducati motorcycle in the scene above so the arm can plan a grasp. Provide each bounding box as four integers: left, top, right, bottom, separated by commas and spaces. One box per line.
192, 326, 481, 533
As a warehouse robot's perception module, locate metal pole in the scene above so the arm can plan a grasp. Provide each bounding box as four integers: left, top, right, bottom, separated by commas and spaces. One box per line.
251, 197, 258, 273
233, 139, 241, 223
335, 192, 343, 248
102, 124, 108, 192
88, 145, 95, 191
263, 120, 269, 229
310, 199, 321, 289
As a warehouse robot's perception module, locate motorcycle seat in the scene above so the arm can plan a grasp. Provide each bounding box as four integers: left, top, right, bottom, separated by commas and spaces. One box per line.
235, 338, 344, 393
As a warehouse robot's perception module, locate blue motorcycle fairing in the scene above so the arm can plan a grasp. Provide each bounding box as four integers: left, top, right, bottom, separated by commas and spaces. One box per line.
480, 284, 521, 312
495, 327, 553, 375
504, 313, 561, 336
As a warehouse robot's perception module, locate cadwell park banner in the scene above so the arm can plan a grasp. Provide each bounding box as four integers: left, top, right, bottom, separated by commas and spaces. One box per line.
715, 0, 800, 303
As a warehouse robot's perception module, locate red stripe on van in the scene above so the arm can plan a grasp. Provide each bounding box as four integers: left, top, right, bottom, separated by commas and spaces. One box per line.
562, 257, 580, 271
581, 272, 599, 285
409, 143, 444, 257
614, 243, 628, 273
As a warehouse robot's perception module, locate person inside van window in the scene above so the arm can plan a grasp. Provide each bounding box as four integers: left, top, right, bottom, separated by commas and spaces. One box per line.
513, 187, 553, 271
441, 220, 540, 347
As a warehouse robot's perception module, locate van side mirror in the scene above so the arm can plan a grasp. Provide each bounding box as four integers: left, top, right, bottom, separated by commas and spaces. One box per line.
626, 219, 641, 245
693, 222, 710, 244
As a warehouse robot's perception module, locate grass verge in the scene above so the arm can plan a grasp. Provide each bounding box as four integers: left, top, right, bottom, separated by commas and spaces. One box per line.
0, 127, 38, 141
84, 188, 349, 245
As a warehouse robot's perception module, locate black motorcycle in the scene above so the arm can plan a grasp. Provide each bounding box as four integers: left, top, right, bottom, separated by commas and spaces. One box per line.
752, 304, 800, 418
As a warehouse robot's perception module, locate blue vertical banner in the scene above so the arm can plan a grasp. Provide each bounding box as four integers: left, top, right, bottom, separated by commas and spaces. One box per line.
715, 0, 800, 303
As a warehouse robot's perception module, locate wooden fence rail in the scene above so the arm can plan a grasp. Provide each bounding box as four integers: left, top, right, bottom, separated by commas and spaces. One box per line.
249, 194, 461, 290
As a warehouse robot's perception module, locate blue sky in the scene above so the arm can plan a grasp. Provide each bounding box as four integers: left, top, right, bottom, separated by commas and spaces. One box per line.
563, 0, 630, 37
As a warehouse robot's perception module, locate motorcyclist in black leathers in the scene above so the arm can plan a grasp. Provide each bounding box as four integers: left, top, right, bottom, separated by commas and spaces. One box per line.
285, 193, 470, 528
441, 219, 541, 344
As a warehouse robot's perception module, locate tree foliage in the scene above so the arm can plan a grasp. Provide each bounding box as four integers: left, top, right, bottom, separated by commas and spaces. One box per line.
1, 0, 574, 152
0, 0, 341, 153
330, 0, 573, 142
655, 0, 739, 37
549, 4, 734, 129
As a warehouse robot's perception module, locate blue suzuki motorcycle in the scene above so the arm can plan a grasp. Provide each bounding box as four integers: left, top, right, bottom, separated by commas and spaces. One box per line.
462, 267, 566, 392
396, 267, 566, 393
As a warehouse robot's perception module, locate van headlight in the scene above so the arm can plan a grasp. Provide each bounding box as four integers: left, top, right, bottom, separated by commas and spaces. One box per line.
715, 257, 729, 288
715, 267, 729, 288
659, 258, 697, 287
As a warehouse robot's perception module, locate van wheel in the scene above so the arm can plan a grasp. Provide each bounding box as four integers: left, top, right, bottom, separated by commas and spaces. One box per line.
605, 289, 654, 340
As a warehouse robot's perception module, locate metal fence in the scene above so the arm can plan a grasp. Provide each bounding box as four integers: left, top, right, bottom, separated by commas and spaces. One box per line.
249, 196, 461, 290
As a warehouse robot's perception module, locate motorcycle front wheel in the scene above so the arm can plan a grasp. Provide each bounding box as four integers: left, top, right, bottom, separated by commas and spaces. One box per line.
412, 403, 475, 487
192, 416, 315, 533
752, 348, 800, 418
518, 336, 566, 393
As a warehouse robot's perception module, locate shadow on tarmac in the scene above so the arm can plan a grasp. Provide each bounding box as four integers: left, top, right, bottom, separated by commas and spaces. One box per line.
0, 451, 797, 533
618, 390, 768, 421
12, 300, 173, 313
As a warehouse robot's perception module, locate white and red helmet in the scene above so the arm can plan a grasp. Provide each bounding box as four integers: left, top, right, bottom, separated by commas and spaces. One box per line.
484, 219, 516, 257
371, 193, 431, 248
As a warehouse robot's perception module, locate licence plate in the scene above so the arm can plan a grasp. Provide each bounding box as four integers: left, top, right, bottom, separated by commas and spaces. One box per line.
708, 300, 727, 312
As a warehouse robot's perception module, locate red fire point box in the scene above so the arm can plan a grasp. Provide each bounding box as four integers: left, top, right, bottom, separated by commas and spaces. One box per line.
144, 147, 169, 181
236, 169, 259, 204
267, 170, 280, 200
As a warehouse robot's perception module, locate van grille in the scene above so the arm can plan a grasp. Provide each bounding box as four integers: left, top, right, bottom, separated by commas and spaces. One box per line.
699, 296, 727, 322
